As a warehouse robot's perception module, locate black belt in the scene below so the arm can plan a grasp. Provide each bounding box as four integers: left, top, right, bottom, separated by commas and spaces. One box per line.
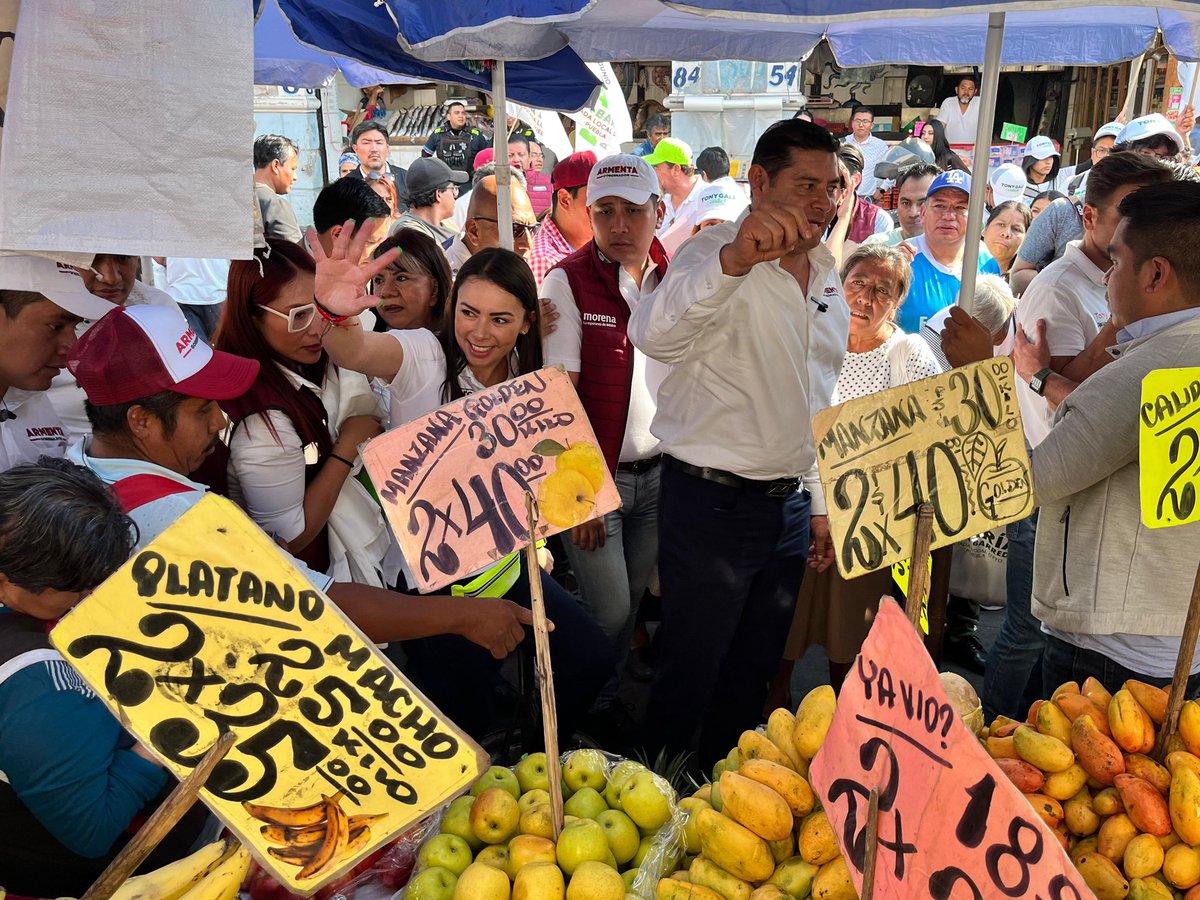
617, 455, 661, 474
664, 455, 801, 498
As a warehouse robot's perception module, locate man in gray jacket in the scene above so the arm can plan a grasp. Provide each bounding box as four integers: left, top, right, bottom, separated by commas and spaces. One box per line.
1014, 181, 1200, 693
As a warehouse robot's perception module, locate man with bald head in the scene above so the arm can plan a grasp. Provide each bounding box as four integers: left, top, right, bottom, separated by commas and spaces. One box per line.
446, 174, 538, 275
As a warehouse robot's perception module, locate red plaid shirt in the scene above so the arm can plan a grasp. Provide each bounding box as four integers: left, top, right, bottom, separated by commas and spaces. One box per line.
529, 216, 576, 287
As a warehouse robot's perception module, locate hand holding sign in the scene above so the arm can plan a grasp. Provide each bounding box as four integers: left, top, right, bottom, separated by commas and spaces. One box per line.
808, 599, 1092, 899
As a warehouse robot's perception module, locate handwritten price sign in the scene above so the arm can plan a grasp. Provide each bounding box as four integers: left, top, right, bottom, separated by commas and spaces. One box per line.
813, 358, 1034, 578
809, 599, 1091, 900
1140, 367, 1200, 529
363, 367, 620, 592
51, 496, 487, 897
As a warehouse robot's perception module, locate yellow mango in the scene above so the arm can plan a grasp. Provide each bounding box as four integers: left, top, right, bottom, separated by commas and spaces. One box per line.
1014, 725, 1075, 773
657, 879, 725, 900
1083, 676, 1114, 708
748, 887, 789, 900
1064, 788, 1101, 837
688, 857, 753, 900
1170, 764, 1200, 845
1181, 701, 1200, 758
792, 686, 836, 760
1164, 843, 1200, 890
765, 708, 807, 772
1036, 700, 1075, 745
1125, 754, 1173, 796
797, 810, 840, 866
812, 857, 857, 900
696, 808, 776, 883
737, 758, 815, 818
1097, 812, 1139, 862
1075, 851, 1131, 900
1044, 764, 1089, 801
1110, 689, 1156, 754
1093, 787, 1125, 817
720, 771, 793, 842
739, 731, 795, 771
1071, 835, 1100, 866
1168, 751, 1200, 780
1124, 832, 1166, 879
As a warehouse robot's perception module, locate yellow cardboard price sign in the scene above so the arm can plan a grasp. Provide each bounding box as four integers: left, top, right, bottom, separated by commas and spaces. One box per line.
813, 358, 1035, 579
1140, 368, 1200, 529
51, 495, 487, 897
891, 557, 931, 634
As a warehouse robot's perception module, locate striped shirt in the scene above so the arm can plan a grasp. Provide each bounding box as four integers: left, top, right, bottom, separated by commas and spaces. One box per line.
529, 216, 576, 286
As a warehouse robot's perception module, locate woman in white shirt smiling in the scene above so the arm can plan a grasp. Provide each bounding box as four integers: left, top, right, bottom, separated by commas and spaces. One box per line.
322, 246, 613, 742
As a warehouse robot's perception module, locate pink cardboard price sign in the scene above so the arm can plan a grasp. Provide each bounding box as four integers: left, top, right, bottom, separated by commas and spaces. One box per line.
808, 599, 1090, 900
362, 366, 620, 592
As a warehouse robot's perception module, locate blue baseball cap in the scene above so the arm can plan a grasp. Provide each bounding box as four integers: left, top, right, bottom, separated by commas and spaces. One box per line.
926, 169, 972, 199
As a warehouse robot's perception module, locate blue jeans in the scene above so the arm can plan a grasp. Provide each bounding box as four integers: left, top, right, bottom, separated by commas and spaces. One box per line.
179, 303, 224, 342
983, 511, 1043, 721
645, 462, 811, 769
563, 463, 660, 706
1041, 634, 1200, 699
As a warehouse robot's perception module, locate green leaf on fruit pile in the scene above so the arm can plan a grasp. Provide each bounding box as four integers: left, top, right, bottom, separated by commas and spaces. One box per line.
534, 439, 567, 456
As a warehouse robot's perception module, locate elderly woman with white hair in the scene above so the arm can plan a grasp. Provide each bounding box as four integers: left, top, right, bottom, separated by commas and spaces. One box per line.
920, 274, 1018, 371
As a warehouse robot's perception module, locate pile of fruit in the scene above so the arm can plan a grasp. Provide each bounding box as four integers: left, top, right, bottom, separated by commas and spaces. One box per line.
982, 677, 1200, 900
659, 686, 855, 900
405, 749, 679, 899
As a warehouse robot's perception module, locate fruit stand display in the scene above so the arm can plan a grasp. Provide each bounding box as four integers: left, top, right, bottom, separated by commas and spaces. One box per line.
400, 750, 682, 899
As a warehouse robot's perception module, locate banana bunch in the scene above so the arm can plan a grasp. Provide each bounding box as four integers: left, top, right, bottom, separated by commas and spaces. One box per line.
94, 837, 250, 900
983, 676, 1200, 900
243, 793, 386, 881
660, 685, 858, 900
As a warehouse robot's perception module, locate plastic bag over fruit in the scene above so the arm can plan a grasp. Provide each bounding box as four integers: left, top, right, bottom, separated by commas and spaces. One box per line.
395, 749, 684, 899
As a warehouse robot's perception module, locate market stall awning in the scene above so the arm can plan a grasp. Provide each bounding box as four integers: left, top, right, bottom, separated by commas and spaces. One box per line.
253, 0, 601, 111
335, 0, 1200, 65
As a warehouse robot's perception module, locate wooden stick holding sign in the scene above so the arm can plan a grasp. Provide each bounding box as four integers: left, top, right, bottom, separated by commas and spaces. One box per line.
81, 732, 236, 900
525, 492, 564, 839
1154, 561, 1200, 761
905, 505, 935, 633
860, 788, 881, 900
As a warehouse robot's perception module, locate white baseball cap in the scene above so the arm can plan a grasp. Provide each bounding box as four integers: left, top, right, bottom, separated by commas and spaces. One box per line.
1094, 121, 1124, 142
988, 163, 1028, 205
587, 153, 661, 205
695, 183, 749, 225
1024, 136, 1059, 160
0, 255, 117, 320
1117, 114, 1185, 155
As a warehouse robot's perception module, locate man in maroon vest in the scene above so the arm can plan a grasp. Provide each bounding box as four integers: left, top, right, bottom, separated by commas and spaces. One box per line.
540, 153, 669, 743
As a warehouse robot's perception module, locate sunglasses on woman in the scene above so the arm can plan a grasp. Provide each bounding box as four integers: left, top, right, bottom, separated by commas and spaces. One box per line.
259, 303, 324, 332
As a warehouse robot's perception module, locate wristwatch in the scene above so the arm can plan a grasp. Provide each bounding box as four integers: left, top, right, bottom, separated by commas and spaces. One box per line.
1029, 367, 1054, 397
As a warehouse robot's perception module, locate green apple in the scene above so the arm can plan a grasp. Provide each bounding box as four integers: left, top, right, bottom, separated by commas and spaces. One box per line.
555, 818, 609, 876
471, 764, 522, 800
562, 749, 608, 794
618, 771, 672, 832
621, 867, 638, 889
632, 834, 654, 868
709, 777, 724, 813
725, 747, 742, 772
595, 809, 640, 865
711, 759, 728, 783
678, 798, 711, 855
453, 861, 510, 900
566, 859, 624, 900
518, 788, 550, 816
519, 802, 554, 839
506, 833, 557, 877
515, 752, 551, 794
441, 795, 484, 851
417, 833, 473, 877
474, 844, 511, 872
513, 861, 564, 900
471, 787, 521, 845
603, 760, 646, 809
769, 856, 819, 897
406, 865, 458, 900
563, 787, 607, 820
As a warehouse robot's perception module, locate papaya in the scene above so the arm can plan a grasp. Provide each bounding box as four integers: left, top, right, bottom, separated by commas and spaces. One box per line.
1170, 764, 1200, 846
1125, 679, 1169, 725
1058, 693, 1113, 735
1072, 714, 1126, 785
1110, 689, 1156, 754
1125, 753, 1172, 795
1083, 676, 1114, 708
1180, 701, 1200, 758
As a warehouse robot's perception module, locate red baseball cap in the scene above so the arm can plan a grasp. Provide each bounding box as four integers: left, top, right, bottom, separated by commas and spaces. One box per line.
474, 148, 495, 168
67, 305, 259, 405
552, 151, 598, 191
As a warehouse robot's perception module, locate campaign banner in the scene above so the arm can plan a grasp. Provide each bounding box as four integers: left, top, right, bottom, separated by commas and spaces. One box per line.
51, 495, 487, 896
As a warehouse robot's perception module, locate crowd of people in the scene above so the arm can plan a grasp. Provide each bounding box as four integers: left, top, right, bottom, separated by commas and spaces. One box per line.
1, 88, 1199, 896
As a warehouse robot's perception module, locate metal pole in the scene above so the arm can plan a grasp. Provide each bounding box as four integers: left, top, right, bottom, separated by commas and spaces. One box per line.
958, 12, 1005, 317
492, 60, 514, 251
1121, 52, 1147, 122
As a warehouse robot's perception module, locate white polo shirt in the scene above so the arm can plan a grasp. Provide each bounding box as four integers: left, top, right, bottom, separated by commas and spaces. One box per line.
0, 389, 68, 472
937, 95, 981, 146
540, 256, 665, 463
658, 178, 705, 237
1014, 239, 1110, 448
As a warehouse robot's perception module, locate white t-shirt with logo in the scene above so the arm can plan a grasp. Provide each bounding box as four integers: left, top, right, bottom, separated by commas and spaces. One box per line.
1014, 239, 1109, 448
0, 389, 68, 472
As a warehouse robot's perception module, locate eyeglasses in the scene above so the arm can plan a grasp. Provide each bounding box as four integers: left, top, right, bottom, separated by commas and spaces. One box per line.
259, 303, 324, 332
472, 216, 538, 240
1093, 146, 1113, 157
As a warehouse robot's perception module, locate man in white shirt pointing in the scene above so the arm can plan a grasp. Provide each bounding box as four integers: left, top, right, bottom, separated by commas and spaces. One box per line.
629, 119, 848, 768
